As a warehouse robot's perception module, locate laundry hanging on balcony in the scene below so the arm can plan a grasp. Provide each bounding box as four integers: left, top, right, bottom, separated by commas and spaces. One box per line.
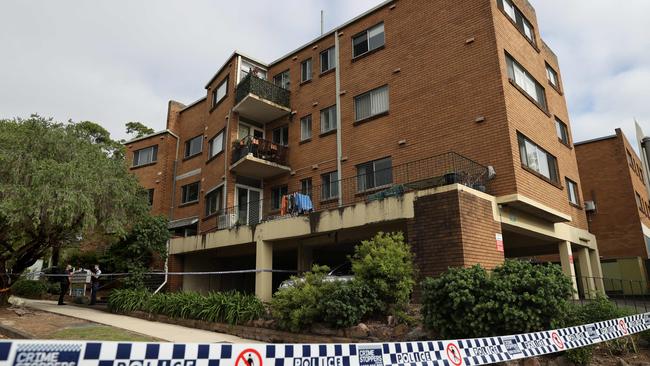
281, 193, 314, 216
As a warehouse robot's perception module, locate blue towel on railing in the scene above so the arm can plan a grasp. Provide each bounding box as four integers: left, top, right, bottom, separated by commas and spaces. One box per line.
294, 193, 313, 213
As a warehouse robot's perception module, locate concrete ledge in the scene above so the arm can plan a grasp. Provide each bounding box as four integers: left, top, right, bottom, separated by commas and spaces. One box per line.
0, 323, 32, 339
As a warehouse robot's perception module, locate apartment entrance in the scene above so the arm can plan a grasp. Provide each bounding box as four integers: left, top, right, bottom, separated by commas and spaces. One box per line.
236, 185, 262, 225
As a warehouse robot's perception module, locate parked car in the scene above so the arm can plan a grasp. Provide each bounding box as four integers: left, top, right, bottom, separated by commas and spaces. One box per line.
279, 262, 354, 289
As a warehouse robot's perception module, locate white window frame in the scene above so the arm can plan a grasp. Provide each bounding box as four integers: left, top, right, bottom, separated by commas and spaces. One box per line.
546, 64, 559, 89
500, 0, 536, 45
234, 184, 264, 225
212, 77, 228, 107
204, 184, 224, 216
209, 131, 225, 158
321, 171, 339, 200
320, 47, 335, 73
133, 145, 158, 167
181, 182, 200, 204
566, 178, 579, 206
518, 134, 558, 183
272, 125, 289, 146
357, 157, 393, 192
320, 105, 337, 134
301, 178, 313, 198
300, 115, 312, 141
506, 53, 547, 111
301, 58, 312, 83
185, 135, 203, 158
273, 70, 290, 90
555, 118, 570, 146
352, 23, 385, 58
354, 85, 389, 121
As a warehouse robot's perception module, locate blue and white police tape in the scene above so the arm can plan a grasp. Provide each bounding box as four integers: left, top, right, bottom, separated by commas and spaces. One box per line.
0, 312, 647, 366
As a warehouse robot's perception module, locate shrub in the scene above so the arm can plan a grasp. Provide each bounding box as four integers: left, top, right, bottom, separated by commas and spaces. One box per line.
47, 282, 61, 295
108, 288, 264, 326
351, 232, 415, 313
421, 260, 574, 338
11, 279, 48, 299
566, 345, 593, 365
320, 280, 376, 329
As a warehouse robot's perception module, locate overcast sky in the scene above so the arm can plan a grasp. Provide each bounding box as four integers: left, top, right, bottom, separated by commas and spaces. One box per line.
1, 1, 649, 146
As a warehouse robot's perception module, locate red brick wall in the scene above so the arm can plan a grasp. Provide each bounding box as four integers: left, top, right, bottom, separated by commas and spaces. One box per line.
167, 254, 184, 292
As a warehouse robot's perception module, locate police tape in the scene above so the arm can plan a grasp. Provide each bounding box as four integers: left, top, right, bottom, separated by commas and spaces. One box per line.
0, 312, 647, 366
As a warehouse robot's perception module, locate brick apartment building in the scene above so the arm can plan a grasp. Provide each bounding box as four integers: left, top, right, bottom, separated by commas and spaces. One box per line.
575, 129, 650, 294
126, 0, 604, 300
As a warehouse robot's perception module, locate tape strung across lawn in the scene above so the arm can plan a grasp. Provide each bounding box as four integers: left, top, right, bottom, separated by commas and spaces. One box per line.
0, 312, 647, 366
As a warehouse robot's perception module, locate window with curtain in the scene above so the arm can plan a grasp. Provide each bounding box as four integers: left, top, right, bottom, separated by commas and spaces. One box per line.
212, 77, 228, 107
518, 133, 558, 183
133, 145, 158, 167
355, 85, 389, 121
209, 131, 224, 158
272, 126, 289, 146
506, 53, 547, 111
320, 105, 337, 133
320, 47, 335, 73
357, 157, 393, 192
321, 171, 339, 200
300, 115, 312, 141
273, 70, 290, 90
301, 58, 312, 83
205, 186, 223, 216
352, 23, 385, 58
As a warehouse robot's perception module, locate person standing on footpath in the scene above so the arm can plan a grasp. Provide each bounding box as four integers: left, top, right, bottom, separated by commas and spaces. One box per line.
89, 264, 101, 305
58, 264, 72, 305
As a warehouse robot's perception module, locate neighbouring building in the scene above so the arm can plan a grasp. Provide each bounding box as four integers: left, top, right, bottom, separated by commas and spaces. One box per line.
575, 129, 650, 294
126, 0, 603, 301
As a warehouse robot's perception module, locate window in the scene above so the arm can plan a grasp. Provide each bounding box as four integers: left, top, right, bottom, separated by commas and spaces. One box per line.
321, 171, 339, 200
320, 47, 335, 73
147, 189, 155, 206
546, 64, 560, 90
301, 58, 312, 83
212, 77, 228, 107
301, 178, 312, 198
205, 186, 223, 216
300, 115, 312, 141
357, 157, 393, 192
320, 105, 337, 134
499, 0, 536, 45
355, 85, 389, 121
184, 135, 203, 158
518, 134, 559, 183
271, 185, 288, 210
240, 60, 266, 82
566, 178, 579, 206
506, 53, 547, 111
208, 131, 224, 159
555, 118, 570, 145
272, 126, 289, 146
181, 182, 200, 204
353, 23, 385, 58
133, 145, 158, 167
273, 70, 290, 90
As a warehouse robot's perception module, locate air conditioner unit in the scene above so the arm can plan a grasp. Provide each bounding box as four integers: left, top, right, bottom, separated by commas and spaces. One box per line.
217, 214, 237, 230
585, 201, 596, 212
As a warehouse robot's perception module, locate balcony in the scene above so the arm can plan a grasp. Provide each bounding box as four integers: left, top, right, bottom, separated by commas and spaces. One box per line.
234, 74, 291, 123
230, 136, 291, 178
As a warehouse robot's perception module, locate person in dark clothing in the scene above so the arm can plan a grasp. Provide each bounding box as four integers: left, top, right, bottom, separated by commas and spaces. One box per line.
89, 264, 101, 305
58, 265, 72, 305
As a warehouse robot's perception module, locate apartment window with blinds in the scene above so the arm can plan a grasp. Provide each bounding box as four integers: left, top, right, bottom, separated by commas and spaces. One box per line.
352, 23, 385, 58
205, 186, 223, 216
499, 0, 536, 45
555, 118, 570, 146
506, 53, 548, 111
273, 70, 290, 90
320, 105, 337, 134
518, 134, 559, 184
272, 126, 289, 146
181, 182, 200, 204
321, 171, 339, 200
301, 58, 312, 83
301, 178, 312, 198
212, 77, 228, 107
566, 178, 579, 206
300, 115, 312, 141
133, 145, 158, 167
357, 157, 393, 192
320, 47, 335, 73
355, 85, 389, 122
208, 131, 224, 159
184, 135, 203, 158
546, 63, 560, 90
271, 185, 288, 210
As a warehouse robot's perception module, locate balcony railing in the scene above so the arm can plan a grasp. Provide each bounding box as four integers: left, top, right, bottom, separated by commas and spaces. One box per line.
231, 136, 289, 166
214, 152, 491, 231
235, 74, 290, 109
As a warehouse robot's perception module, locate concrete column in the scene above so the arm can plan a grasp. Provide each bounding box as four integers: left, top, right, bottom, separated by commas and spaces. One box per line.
589, 248, 606, 295
559, 241, 579, 300
297, 244, 313, 273
576, 247, 596, 299
255, 240, 273, 302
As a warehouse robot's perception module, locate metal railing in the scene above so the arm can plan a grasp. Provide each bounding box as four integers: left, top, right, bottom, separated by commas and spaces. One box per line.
231, 136, 289, 166
235, 74, 290, 108
575, 276, 650, 314
214, 152, 489, 231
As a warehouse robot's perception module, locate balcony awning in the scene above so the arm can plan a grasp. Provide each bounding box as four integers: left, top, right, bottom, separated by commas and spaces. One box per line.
168, 217, 199, 229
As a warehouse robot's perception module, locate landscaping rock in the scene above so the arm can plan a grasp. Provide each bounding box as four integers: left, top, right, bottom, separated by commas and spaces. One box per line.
393, 324, 409, 338
8, 307, 32, 317
387, 316, 396, 326
405, 326, 428, 341
311, 323, 337, 336
346, 323, 370, 338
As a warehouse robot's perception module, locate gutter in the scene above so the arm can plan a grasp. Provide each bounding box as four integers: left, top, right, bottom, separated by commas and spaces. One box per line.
334, 30, 343, 207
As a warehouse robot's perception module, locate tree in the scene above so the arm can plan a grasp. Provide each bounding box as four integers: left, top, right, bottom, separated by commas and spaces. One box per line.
68, 120, 126, 159
0, 115, 150, 305
125, 122, 154, 139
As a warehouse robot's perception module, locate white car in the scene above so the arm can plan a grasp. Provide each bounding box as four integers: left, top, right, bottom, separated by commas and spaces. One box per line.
279, 263, 353, 289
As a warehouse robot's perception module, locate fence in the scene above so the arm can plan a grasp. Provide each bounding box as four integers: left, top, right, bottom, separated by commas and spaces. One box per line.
214, 151, 490, 230
576, 276, 650, 314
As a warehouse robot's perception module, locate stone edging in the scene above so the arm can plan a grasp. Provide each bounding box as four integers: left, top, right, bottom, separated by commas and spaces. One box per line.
0, 323, 32, 339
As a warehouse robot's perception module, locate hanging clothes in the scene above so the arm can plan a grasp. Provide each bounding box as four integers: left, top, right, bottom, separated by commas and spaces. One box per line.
280, 195, 288, 215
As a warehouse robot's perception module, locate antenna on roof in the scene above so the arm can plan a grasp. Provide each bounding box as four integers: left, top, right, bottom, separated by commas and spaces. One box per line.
321, 10, 324, 35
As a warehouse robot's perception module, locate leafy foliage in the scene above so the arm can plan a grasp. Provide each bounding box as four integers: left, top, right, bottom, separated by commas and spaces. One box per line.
0, 115, 149, 303
108, 289, 264, 326
350, 232, 416, 313
125, 122, 154, 138
11, 279, 48, 299
421, 260, 574, 338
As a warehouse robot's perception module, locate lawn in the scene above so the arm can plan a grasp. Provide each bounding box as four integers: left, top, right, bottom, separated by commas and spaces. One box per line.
49, 325, 160, 342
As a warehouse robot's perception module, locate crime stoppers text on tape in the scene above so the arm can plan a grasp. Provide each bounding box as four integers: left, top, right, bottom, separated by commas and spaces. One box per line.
0, 313, 648, 366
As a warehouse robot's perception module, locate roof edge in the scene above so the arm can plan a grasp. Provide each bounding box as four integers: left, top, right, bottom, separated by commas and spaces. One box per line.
123, 129, 173, 145
574, 134, 617, 147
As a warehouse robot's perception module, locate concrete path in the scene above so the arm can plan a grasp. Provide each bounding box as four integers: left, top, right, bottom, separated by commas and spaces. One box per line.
20, 299, 258, 343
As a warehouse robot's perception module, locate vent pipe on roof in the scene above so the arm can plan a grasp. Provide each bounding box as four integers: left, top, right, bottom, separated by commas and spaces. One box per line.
321, 10, 324, 35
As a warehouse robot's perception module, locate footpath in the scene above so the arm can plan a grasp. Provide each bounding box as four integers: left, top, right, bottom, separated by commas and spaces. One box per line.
20, 299, 257, 343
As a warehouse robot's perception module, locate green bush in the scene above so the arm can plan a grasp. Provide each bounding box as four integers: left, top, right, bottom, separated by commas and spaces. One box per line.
351, 232, 415, 313
320, 280, 376, 329
421, 260, 574, 338
566, 345, 593, 365
47, 282, 61, 294
11, 279, 48, 299
108, 289, 264, 326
